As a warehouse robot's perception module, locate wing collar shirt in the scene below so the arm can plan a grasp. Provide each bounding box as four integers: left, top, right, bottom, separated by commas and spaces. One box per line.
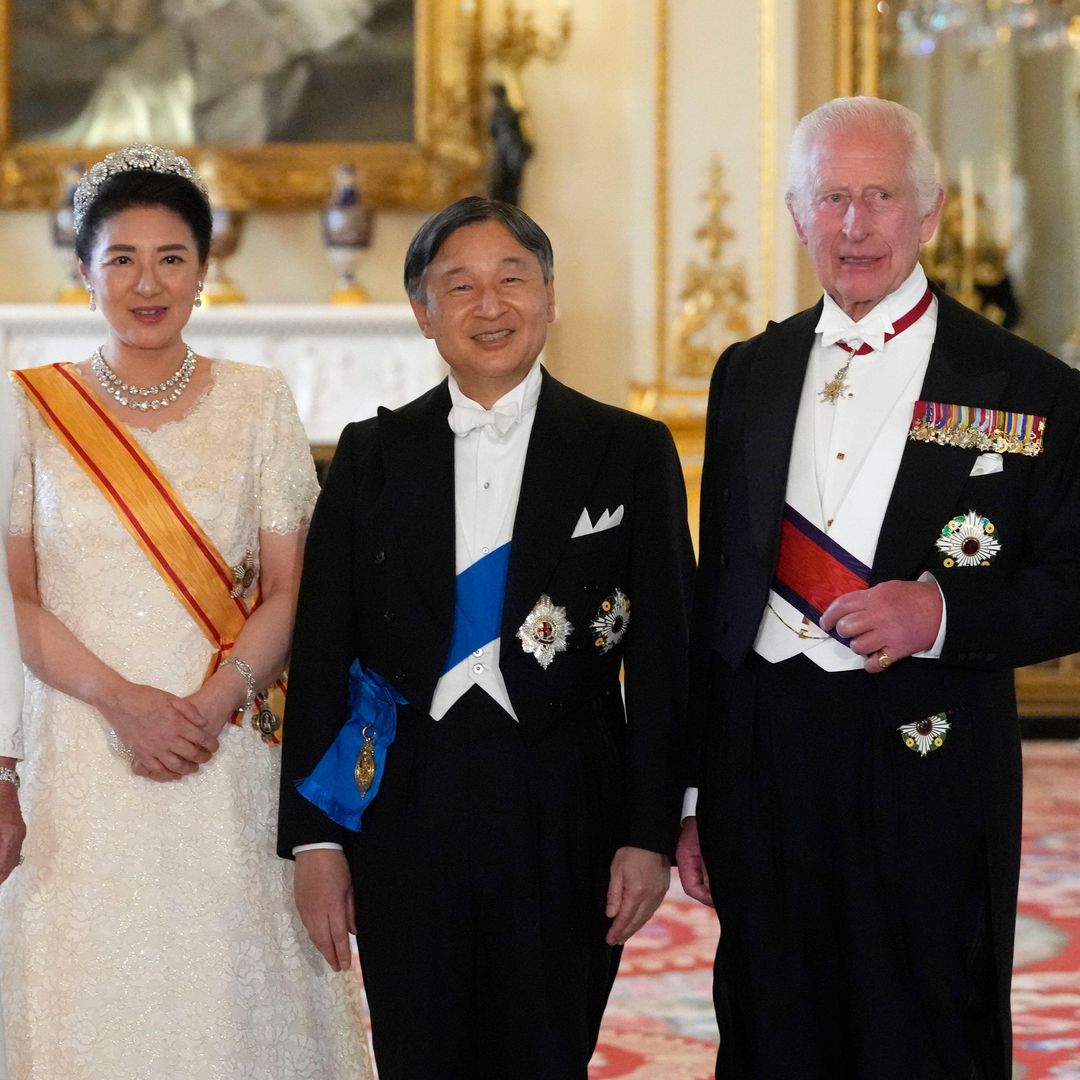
429, 359, 543, 722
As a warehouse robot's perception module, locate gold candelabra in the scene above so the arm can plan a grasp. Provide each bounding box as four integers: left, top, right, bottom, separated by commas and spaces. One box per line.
483, 1, 572, 69
461, 1, 573, 135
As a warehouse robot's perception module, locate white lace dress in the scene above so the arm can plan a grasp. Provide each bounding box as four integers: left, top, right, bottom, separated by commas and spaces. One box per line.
0, 361, 372, 1080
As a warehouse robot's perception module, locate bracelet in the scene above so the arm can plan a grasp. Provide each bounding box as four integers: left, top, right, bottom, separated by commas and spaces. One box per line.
0, 766, 19, 789
106, 731, 134, 763
222, 656, 257, 713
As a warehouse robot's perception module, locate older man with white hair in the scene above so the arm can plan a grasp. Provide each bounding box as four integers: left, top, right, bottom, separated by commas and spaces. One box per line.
678, 96, 1080, 1079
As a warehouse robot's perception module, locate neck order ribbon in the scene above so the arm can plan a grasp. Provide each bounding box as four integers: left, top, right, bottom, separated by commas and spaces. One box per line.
836, 286, 933, 355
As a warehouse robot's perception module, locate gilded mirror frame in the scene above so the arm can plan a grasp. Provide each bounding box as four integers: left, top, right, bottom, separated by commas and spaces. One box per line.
0, 0, 486, 211
834, 0, 882, 97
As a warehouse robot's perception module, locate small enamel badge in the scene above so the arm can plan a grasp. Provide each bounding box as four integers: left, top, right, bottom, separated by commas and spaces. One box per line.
898, 712, 951, 756
251, 694, 281, 745
517, 595, 573, 669
590, 589, 631, 654
935, 510, 1001, 568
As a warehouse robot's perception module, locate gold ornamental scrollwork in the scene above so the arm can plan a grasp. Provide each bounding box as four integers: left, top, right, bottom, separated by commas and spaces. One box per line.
920, 185, 1010, 325
0, 0, 485, 211
671, 159, 750, 379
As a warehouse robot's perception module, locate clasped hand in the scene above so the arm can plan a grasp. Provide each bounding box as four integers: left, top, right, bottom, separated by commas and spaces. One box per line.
101, 680, 219, 782
819, 579, 942, 674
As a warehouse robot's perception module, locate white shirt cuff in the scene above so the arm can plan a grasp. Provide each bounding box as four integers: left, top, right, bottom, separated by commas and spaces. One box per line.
292, 842, 344, 855
912, 571, 947, 659
681, 787, 698, 822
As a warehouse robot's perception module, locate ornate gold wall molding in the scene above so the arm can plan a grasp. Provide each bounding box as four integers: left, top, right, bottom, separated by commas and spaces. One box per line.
834, 0, 881, 97
671, 161, 750, 379
640, 0, 780, 537
653, 0, 671, 388
759, 0, 776, 322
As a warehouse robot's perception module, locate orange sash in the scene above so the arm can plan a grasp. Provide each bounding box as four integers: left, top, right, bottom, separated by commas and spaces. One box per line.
14, 362, 282, 744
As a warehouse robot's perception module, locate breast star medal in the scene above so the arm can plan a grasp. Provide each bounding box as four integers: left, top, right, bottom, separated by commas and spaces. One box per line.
517, 594, 573, 669
898, 712, 951, 756
935, 511, 1001, 568
230, 550, 256, 598
590, 589, 631, 654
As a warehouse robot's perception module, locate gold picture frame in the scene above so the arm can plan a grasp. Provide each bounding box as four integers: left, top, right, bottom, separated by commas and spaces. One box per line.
0, 0, 486, 211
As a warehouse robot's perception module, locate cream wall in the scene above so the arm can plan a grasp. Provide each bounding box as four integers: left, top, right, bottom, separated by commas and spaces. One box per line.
0, 209, 429, 310
0, 0, 814, 409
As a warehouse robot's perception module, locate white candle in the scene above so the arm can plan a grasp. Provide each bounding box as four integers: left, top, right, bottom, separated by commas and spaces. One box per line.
460, 0, 476, 15
960, 158, 977, 252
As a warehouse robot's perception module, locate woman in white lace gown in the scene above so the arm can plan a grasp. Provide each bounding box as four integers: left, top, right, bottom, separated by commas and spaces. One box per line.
0, 147, 371, 1078
0, 370, 25, 1080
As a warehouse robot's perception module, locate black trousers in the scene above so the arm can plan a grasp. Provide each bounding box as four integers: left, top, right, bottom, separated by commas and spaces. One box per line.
348, 687, 622, 1080
699, 654, 1006, 1080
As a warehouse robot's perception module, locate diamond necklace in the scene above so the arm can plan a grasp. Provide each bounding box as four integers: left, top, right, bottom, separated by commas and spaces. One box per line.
90, 345, 196, 412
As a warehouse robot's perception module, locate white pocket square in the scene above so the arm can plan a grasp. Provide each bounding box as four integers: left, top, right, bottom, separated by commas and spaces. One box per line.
970, 453, 1004, 477
571, 504, 624, 539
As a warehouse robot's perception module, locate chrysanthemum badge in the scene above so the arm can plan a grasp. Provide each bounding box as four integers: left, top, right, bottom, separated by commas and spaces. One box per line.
590, 589, 631, 654
898, 712, 951, 756
517, 594, 573, 669
935, 510, 1001, 568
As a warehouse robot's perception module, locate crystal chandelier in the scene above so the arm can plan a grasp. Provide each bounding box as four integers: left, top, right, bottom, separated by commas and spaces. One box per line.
889, 1, 1080, 56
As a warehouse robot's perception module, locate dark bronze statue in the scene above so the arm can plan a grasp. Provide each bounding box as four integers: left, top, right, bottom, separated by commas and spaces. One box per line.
485, 83, 533, 206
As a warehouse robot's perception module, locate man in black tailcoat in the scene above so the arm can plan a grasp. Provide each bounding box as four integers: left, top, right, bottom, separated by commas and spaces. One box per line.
677, 97, 1080, 1079
278, 196, 694, 1080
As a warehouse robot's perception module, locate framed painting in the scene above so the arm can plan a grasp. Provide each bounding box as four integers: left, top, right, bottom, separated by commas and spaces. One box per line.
0, 0, 486, 210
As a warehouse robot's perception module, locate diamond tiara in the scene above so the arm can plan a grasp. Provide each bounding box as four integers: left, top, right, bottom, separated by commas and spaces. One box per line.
73, 145, 209, 235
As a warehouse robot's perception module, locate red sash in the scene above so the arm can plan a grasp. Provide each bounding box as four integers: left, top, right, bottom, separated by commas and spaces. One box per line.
772, 505, 871, 646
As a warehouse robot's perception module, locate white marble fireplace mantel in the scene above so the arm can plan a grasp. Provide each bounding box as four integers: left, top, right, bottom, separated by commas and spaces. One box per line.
0, 303, 445, 445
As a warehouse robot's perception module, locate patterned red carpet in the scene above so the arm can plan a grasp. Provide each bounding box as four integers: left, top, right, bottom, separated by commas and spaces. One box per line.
593, 740, 1080, 1079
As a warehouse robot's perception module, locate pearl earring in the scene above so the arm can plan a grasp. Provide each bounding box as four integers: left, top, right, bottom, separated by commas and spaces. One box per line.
87, 285, 96, 312
194, 280, 204, 308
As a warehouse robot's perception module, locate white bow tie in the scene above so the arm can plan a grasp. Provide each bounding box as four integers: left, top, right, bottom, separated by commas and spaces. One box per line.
447, 400, 521, 438
818, 312, 892, 353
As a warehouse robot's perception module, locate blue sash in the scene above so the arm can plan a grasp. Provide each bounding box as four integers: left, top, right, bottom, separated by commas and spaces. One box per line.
295, 661, 407, 832
443, 541, 511, 673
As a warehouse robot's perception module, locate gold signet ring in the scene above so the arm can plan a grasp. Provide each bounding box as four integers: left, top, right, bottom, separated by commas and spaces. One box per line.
878, 651, 893, 670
